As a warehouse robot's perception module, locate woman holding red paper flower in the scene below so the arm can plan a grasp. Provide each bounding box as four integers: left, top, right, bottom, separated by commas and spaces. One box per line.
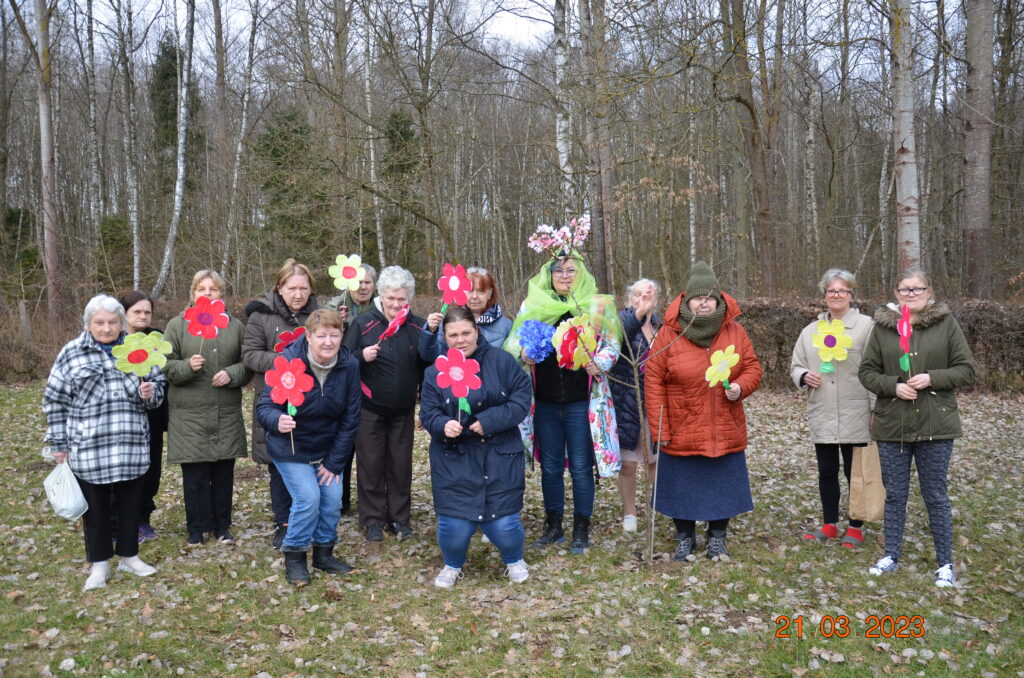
503, 249, 621, 555
242, 259, 321, 548
256, 309, 362, 585
645, 262, 762, 562
420, 266, 514, 362
165, 270, 252, 547
421, 307, 533, 588
342, 266, 427, 542
858, 270, 974, 587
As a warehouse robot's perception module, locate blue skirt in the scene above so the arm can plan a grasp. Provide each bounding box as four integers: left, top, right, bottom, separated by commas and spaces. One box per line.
654, 450, 753, 521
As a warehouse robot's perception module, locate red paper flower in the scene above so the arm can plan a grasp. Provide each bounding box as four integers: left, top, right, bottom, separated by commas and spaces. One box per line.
265, 356, 314, 408
437, 263, 472, 306
897, 304, 913, 355
434, 348, 481, 398
274, 327, 306, 353
378, 305, 410, 342
183, 296, 230, 339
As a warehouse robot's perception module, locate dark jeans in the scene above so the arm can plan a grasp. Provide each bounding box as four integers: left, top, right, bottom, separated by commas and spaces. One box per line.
78, 475, 143, 562
181, 460, 235, 535
355, 409, 414, 529
268, 462, 292, 526
674, 518, 730, 536
341, 453, 354, 514
534, 399, 594, 517
139, 429, 165, 523
814, 443, 864, 528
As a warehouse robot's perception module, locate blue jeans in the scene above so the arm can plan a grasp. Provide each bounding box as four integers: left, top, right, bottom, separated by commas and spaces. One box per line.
273, 460, 343, 549
533, 399, 594, 517
437, 513, 525, 568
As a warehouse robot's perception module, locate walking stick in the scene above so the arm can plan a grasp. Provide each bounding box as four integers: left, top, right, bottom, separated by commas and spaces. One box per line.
648, 405, 664, 566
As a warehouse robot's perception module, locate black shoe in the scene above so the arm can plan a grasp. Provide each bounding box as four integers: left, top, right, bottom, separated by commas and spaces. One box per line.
673, 532, 696, 561
272, 524, 288, 550
365, 524, 384, 543
570, 514, 590, 554
215, 529, 235, 544
531, 511, 565, 549
284, 550, 310, 586
392, 523, 413, 541
312, 543, 354, 574
186, 532, 205, 547
707, 529, 729, 560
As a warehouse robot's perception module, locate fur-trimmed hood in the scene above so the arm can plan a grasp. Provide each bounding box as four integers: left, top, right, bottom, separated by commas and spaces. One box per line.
874, 301, 950, 330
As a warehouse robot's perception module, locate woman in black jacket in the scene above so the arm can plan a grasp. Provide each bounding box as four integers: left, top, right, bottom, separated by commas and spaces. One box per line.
256, 309, 361, 586
420, 307, 533, 588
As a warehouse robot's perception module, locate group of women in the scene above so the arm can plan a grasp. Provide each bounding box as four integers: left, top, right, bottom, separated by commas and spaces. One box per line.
44, 250, 974, 592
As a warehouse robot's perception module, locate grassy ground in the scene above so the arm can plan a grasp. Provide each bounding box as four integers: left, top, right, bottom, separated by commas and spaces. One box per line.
1, 384, 1022, 677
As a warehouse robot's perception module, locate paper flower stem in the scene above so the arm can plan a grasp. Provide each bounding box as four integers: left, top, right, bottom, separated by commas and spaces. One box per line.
722, 378, 730, 390
440, 303, 449, 314
199, 337, 205, 356
290, 431, 295, 456
287, 403, 298, 454
899, 354, 911, 373
820, 361, 836, 374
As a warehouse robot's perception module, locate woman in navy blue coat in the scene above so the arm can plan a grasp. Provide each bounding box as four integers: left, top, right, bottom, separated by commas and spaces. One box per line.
256, 309, 361, 586
420, 307, 533, 589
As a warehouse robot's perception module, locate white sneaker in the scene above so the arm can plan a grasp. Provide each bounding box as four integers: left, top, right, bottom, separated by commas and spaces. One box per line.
934, 563, 957, 588
622, 515, 638, 532
83, 561, 109, 591
868, 556, 898, 576
433, 565, 463, 589
118, 555, 157, 577
505, 560, 530, 584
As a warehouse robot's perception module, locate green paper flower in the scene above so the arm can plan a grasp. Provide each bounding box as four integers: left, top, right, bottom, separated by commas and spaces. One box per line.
112, 332, 172, 377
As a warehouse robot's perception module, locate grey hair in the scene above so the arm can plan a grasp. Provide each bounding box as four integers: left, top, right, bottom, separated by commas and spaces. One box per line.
625, 278, 661, 301
82, 294, 126, 331
818, 268, 857, 293
361, 263, 378, 283
377, 265, 415, 300
895, 268, 931, 289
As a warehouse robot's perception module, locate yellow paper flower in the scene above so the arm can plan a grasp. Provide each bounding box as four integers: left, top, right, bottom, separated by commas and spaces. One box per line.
112, 331, 172, 377
705, 344, 739, 387
553, 315, 598, 370
811, 319, 853, 363
328, 254, 367, 292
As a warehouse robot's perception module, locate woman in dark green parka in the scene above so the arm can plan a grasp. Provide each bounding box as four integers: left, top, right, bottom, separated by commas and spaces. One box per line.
165, 270, 253, 546
858, 270, 974, 588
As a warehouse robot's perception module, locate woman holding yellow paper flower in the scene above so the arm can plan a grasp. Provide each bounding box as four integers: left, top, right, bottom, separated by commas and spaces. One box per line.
504, 250, 621, 554
645, 262, 761, 561
790, 269, 875, 548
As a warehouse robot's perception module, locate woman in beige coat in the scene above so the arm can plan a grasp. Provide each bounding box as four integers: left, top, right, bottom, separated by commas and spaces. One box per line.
790, 269, 874, 548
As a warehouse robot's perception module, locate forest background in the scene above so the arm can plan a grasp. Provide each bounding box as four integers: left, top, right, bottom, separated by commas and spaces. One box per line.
0, 0, 1022, 380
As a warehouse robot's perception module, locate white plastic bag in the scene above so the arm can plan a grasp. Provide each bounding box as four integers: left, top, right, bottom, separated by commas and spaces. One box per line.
44, 463, 88, 520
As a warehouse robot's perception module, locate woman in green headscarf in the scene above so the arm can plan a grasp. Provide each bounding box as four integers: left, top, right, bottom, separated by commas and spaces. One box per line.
504, 251, 622, 555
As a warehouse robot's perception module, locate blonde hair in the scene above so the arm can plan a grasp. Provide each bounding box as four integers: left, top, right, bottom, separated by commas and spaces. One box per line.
275, 258, 315, 290
305, 308, 344, 333
190, 270, 227, 296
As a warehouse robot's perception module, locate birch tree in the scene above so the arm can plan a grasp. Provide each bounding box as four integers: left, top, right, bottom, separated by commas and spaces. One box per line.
963, 0, 993, 297
889, 0, 921, 272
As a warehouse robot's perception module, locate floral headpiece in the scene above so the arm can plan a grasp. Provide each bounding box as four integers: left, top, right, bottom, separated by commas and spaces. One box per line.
527, 215, 591, 257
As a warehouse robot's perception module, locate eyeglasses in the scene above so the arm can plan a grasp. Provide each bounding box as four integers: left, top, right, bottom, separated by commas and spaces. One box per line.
552, 268, 577, 278
824, 289, 852, 298
897, 287, 929, 297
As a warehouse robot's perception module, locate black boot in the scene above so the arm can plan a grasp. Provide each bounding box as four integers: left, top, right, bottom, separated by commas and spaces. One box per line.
312, 543, 354, 574
570, 514, 590, 554
673, 531, 696, 561
271, 523, 287, 550
284, 549, 310, 586
706, 528, 729, 561
531, 511, 564, 548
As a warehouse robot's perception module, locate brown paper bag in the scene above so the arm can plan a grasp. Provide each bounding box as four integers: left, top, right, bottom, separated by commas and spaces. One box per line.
849, 442, 885, 523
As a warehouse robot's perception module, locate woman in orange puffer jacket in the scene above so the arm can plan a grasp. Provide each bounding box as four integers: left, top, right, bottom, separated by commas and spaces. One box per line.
645, 262, 762, 562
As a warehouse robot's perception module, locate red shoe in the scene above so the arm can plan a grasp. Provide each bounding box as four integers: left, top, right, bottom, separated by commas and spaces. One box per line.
840, 527, 864, 548
803, 524, 839, 541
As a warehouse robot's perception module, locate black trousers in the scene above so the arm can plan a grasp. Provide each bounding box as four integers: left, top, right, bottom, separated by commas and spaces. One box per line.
181, 460, 235, 535
674, 518, 730, 536
268, 462, 292, 526
814, 443, 864, 528
78, 475, 143, 562
356, 409, 414, 529
139, 429, 165, 523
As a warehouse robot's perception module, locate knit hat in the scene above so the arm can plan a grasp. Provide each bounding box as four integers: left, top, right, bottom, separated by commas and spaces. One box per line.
683, 261, 723, 306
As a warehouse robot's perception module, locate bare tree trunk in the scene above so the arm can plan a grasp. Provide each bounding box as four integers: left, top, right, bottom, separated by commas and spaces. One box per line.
211, 0, 231, 268
362, 0, 385, 267
963, 0, 993, 297
890, 0, 921, 273
84, 0, 103, 260
0, 4, 12, 212
580, 0, 612, 291
152, 0, 195, 298
553, 0, 573, 216
10, 0, 61, 321
114, 0, 142, 289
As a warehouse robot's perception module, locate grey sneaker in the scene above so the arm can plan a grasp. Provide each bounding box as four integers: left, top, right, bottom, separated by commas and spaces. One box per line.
869, 555, 898, 576
505, 560, 530, 584
707, 535, 729, 561
673, 534, 695, 562
433, 565, 463, 589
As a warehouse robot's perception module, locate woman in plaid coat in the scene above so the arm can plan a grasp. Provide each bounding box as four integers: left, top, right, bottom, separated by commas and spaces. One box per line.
43, 295, 166, 591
